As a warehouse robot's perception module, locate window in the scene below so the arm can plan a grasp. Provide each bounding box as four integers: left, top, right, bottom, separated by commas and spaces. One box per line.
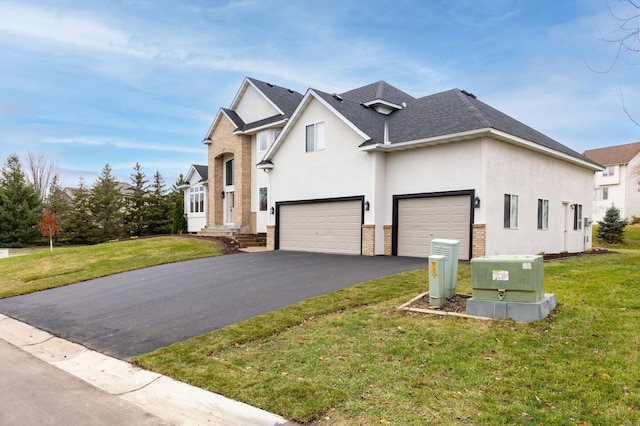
225, 159, 234, 186
259, 187, 267, 212
504, 194, 518, 229
274, 129, 281, 141
189, 186, 205, 213
537, 199, 549, 230
305, 122, 325, 152
572, 204, 583, 230
258, 131, 269, 151
602, 166, 615, 177
594, 187, 609, 201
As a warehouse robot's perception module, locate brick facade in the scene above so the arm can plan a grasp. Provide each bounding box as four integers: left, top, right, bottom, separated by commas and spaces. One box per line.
266, 225, 275, 250
362, 225, 375, 256
207, 115, 253, 233
383, 225, 392, 256
472, 223, 486, 258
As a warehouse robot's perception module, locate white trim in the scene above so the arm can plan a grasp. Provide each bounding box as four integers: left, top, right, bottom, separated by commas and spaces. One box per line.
261, 89, 371, 163
360, 128, 602, 171
362, 98, 403, 110
232, 119, 288, 135
230, 78, 285, 116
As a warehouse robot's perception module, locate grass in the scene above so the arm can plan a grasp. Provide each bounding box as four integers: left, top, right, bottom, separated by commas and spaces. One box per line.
134, 227, 640, 424
0, 236, 222, 298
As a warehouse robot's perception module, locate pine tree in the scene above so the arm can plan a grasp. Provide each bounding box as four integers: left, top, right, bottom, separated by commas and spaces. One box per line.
90, 164, 125, 242
596, 205, 629, 244
171, 174, 187, 234
0, 154, 41, 246
63, 178, 96, 244
146, 171, 172, 235
126, 162, 149, 237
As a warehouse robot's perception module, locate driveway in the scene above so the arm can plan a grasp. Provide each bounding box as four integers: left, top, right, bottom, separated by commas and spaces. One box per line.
0, 251, 425, 359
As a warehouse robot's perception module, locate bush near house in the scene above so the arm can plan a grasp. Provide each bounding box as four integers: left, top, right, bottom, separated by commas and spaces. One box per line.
596, 205, 629, 244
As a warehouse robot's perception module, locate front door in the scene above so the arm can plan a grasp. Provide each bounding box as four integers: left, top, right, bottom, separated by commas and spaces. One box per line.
225, 192, 234, 225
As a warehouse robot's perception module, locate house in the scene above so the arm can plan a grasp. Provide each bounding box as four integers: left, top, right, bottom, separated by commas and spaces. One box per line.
179, 164, 208, 233
583, 142, 640, 222
199, 77, 601, 259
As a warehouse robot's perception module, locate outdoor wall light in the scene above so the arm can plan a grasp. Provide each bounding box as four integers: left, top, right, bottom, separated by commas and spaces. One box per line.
270, 206, 275, 215
474, 196, 481, 208
221, 191, 225, 199
364, 201, 370, 211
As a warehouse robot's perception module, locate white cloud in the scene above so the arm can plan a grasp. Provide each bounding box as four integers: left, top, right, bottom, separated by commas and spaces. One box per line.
0, 2, 156, 58
42, 136, 205, 155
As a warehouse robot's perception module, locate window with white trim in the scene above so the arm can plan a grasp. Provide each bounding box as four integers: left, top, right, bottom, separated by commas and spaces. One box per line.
259, 187, 267, 212
225, 159, 234, 186
537, 199, 549, 230
189, 186, 205, 213
572, 204, 583, 230
602, 166, 615, 176
305, 122, 325, 152
593, 187, 609, 201
258, 131, 269, 152
504, 194, 518, 229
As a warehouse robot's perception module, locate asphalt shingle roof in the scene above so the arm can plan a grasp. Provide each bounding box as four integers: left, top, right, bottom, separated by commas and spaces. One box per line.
193, 164, 208, 182
583, 142, 640, 166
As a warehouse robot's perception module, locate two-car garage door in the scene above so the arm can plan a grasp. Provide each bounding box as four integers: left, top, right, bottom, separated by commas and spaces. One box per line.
396, 195, 471, 260
278, 200, 362, 255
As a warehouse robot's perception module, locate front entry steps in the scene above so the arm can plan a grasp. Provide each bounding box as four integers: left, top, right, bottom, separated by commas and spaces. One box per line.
233, 234, 267, 248
198, 226, 241, 237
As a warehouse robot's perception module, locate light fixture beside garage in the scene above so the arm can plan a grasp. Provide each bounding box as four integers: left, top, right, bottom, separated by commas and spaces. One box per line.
221, 191, 225, 199
364, 201, 370, 211
474, 196, 480, 208
270, 206, 275, 215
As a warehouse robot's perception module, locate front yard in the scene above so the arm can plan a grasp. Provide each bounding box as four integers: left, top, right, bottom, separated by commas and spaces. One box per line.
134, 226, 640, 424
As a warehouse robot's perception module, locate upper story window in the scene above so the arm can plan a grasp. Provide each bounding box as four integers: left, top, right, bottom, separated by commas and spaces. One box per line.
305, 122, 325, 152
602, 166, 615, 177
258, 131, 269, 152
225, 159, 234, 186
504, 194, 518, 229
593, 187, 609, 201
537, 199, 549, 230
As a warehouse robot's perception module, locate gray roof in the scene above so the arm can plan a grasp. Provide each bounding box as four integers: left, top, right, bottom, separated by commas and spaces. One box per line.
193, 164, 208, 182
323, 83, 594, 164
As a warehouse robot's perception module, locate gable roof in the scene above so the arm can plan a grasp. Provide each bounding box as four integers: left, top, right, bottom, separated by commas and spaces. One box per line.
583, 141, 640, 166
182, 164, 208, 186
244, 77, 599, 170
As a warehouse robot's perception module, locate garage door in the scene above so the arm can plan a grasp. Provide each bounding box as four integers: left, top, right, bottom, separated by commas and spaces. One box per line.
279, 200, 362, 255
397, 195, 470, 259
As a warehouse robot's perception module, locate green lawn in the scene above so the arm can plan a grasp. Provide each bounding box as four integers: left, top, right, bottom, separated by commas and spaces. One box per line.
135, 227, 640, 424
0, 236, 223, 298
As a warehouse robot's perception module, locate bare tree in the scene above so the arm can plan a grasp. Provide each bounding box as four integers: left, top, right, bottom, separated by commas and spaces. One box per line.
24, 151, 61, 201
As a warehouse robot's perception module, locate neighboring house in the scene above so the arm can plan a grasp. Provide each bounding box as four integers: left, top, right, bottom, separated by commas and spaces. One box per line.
583, 142, 640, 222
179, 164, 208, 233
200, 77, 601, 259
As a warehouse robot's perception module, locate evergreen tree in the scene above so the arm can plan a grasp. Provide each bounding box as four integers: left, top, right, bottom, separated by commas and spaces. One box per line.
126, 162, 149, 237
146, 170, 172, 235
63, 178, 96, 244
90, 164, 125, 242
0, 154, 41, 246
171, 174, 187, 234
596, 205, 629, 244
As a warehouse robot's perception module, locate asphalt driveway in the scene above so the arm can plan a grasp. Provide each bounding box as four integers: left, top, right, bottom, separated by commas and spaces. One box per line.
0, 251, 426, 359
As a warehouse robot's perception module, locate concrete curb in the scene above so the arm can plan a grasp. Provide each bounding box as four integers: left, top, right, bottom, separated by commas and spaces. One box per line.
0, 314, 295, 426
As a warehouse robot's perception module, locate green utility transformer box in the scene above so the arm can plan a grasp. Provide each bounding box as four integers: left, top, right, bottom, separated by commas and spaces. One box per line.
471, 255, 544, 303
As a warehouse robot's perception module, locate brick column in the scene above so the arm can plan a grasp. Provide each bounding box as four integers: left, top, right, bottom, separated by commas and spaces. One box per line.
266, 225, 275, 251
362, 225, 375, 256
472, 223, 486, 258
383, 225, 392, 256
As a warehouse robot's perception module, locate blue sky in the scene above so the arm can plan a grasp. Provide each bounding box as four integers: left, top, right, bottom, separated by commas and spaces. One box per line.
1, 0, 639, 188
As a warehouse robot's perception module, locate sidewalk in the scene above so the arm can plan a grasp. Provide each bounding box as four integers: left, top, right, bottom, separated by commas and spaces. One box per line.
0, 314, 295, 426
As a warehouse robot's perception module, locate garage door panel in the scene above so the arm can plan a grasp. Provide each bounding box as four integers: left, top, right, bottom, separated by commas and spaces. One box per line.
279, 200, 362, 255
397, 195, 470, 259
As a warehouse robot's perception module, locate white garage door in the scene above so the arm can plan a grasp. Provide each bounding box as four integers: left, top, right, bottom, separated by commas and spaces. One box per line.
279, 200, 362, 255
397, 195, 470, 259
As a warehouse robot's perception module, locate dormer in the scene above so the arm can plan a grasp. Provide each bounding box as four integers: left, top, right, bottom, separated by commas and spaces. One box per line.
361, 99, 405, 115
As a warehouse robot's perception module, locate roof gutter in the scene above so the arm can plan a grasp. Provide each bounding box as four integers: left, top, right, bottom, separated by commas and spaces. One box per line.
360, 128, 603, 171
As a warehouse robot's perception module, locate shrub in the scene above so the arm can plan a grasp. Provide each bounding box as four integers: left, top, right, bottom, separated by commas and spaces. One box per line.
596, 205, 629, 243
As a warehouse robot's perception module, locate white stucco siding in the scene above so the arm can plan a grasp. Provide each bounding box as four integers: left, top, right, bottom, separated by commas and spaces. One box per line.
234, 84, 280, 124
269, 99, 373, 203
385, 140, 483, 223
482, 140, 593, 255
626, 155, 640, 220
